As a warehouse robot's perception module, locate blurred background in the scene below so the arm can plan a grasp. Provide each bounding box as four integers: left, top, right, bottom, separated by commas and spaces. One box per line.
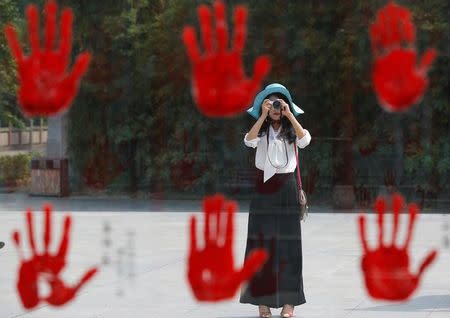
0, 0, 449, 210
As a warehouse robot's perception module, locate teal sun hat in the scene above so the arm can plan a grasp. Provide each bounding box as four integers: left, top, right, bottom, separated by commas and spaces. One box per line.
247, 83, 304, 119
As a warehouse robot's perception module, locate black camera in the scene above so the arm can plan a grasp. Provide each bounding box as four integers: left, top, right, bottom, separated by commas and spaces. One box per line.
272, 100, 281, 110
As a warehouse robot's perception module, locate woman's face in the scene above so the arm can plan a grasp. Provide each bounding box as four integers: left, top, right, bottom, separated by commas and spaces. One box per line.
267, 94, 283, 121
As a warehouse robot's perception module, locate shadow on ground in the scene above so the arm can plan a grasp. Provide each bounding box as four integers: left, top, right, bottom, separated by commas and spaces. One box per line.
352, 295, 450, 312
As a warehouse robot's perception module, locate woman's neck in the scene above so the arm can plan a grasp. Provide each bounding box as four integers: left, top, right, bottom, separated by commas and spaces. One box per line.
271, 121, 281, 131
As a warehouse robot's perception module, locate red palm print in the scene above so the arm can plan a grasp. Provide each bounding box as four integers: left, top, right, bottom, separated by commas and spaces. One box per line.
187, 194, 268, 301
12, 204, 98, 309
182, 0, 271, 117
358, 193, 438, 301
4, 0, 91, 117
369, 1, 437, 112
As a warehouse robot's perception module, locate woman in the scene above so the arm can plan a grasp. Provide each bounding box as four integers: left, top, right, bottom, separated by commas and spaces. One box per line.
239, 83, 311, 318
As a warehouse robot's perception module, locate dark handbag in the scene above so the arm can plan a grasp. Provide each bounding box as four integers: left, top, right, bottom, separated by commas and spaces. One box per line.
294, 144, 308, 221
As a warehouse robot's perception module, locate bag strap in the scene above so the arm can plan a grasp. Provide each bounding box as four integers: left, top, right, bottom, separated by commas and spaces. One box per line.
294, 143, 303, 190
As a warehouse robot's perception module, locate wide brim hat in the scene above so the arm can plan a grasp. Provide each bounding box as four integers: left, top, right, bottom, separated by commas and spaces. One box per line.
247, 83, 304, 119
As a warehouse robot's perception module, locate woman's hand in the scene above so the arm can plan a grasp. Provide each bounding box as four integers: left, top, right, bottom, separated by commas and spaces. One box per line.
261, 99, 271, 119
280, 100, 293, 119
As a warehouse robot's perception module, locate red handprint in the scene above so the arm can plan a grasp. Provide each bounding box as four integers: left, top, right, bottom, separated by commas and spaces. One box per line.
369, 1, 437, 112
12, 204, 98, 309
4, 0, 91, 117
182, 0, 271, 117
187, 194, 268, 301
358, 193, 438, 301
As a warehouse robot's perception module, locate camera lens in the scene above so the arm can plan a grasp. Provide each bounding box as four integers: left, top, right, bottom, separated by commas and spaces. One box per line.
272, 100, 281, 109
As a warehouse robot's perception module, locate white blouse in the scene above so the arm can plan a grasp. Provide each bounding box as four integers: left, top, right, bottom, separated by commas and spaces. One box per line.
244, 126, 311, 182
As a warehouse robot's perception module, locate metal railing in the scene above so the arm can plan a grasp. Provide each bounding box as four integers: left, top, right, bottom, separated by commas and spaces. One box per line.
0, 120, 47, 151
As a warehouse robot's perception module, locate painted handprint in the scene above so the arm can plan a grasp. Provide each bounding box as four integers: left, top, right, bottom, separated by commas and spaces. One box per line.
187, 194, 268, 301
4, 0, 91, 117
182, 0, 271, 117
370, 1, 437, 112
358, 193, 438, 301
12, 204, 98, 309
248, 232, 287, 297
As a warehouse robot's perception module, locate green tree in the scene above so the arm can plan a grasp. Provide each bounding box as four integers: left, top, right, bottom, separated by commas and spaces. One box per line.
63, 0, 449, 205
0, 0, 23, 126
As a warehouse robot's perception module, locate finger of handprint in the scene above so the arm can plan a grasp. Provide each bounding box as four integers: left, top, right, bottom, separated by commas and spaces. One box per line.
389, 2, 404, 46
12, 231, 24, 259
417, 250, 437, 278
189, 215, 198, 253
59, 8, 74, 64
214, 0, 228, 52
73, 267, 98, 292
386, 7, 398, 47
391, 193, 403, 245
26, 5, 40, 53
4, 25, 24, 62
376, 10, 389, 48
214, 194, 226, 242
224, 200, 235, 247
68, 52, 91, 82
232, 6, 247, 51
203, 196, 212, 244
402, 17, 415, 44
182, 27, 201, 63
358, 215, 369, 253
221, 199, 230, 241
44, 0, 57, 50
251, 56, 271, 84
419, 49, 437, 74
213, 194, 224, 242
198, 5, 214, 53
380, 7, 396, 48
43, 204, 52, 254
56, 215, 72, 260
375, 196, 386, 246
238, 248, 268, 282
386, 2, 401, 47
404, 203, 418, 250
26, 208, 37, 255
397, 6, 414, 44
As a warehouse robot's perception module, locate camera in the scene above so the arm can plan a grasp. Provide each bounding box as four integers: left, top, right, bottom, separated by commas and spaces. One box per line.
272, 100, 281, 110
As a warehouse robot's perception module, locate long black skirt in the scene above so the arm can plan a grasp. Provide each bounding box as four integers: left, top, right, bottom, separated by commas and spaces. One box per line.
239, 169, 306, 308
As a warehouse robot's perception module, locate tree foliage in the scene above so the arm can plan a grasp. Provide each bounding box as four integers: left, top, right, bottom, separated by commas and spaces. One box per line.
1, 0, 448, 201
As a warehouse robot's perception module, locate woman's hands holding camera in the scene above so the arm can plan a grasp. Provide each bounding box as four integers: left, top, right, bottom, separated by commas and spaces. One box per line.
279, 100, 293, 119
261, 98, 292, 120
261, 99, 272, 119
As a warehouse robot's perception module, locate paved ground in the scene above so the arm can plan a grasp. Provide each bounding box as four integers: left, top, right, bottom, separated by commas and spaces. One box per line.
0, 194, 449, 318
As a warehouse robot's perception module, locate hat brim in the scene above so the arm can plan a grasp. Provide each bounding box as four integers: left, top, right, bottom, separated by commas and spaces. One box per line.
247, 86, 304, 119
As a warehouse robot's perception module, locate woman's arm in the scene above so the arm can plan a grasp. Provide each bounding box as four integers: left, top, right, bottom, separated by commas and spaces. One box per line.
246, 116, 266, 141
287, 113, 307, 139
245, 99, 271, 141
280, 101, 311, 148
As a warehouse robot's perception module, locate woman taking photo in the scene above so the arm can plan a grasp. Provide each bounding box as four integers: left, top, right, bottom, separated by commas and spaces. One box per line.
239, 83, 311, 318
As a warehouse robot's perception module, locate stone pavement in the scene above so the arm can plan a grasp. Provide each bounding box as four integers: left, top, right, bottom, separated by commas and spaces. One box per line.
0, 194, 449, 318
